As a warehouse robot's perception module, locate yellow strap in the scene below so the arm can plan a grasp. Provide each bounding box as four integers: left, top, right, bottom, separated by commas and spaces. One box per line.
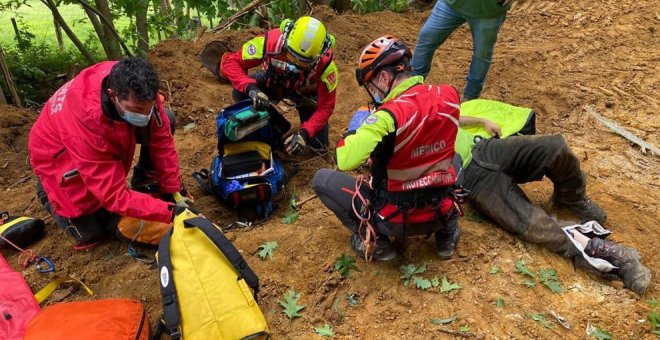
0, 216, 31, 234
34, 277, 94, 304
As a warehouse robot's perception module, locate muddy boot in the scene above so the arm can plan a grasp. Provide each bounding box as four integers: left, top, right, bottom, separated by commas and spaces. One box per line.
350, 233, 396, 261
584, 238, 651, 295
552, 193, 607, 225
435, 222, 460, 260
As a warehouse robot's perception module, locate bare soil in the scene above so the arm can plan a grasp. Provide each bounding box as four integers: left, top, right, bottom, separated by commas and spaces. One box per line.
1, 1, 659, 338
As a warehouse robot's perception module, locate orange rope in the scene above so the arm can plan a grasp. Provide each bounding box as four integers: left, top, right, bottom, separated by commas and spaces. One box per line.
351, 175, 378, 262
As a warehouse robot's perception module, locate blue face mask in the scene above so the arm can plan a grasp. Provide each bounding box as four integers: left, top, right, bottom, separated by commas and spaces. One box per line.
116, 98, 153, 127
372, 92, 383, 105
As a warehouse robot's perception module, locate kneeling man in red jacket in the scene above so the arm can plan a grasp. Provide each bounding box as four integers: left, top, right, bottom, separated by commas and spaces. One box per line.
29, 57, 189, 246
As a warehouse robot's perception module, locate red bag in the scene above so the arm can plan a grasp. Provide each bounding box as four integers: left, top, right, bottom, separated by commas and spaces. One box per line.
0, 253, 41, 340
24, 299, 150, 340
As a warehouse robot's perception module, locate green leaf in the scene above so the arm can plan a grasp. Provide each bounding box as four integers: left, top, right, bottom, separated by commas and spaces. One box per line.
346, 293, 359, 307
459, 325, 471, 333
440, 275, 461, 293
288, 192, 297, 210
526, 313, 553, 329
400, 264, 418, 287
431, 315, 458, 325
314, 323, 334, 337
539, 268, 564, 293
648, 310, 660, 329
334, 254, 359, 278
648, 298, 659, 309
280, 288, 305, 319
258, 241, 279, 260
489, 266, 499, 274
495, 298, 505, 308
515, 260, 536, 278
413, 276, 432, 290
541, 279, 565, 293
431, 277, 440, 287
414, 263, 427, 274
522, 279, 537, 287
588, 325, 613, 340
281, 211, 299, 224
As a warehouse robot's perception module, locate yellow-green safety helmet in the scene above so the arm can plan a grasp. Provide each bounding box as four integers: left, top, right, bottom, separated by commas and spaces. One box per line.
280, 16, 334, 69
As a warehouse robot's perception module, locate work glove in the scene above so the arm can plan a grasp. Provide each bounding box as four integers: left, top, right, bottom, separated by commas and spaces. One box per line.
171, 204, 199, 222
247, 84, 270, 110
284, 129, 308, 155
173, 191, 194, 208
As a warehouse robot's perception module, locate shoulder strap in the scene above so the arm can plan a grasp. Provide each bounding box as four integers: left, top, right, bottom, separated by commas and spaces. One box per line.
157, 228, 181, 340
183, 217, 259, 294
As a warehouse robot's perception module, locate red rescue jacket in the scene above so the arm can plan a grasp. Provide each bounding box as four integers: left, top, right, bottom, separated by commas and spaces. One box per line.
221, 29, 338, 138
28, 61, 179, 223
373, 84, 460, 223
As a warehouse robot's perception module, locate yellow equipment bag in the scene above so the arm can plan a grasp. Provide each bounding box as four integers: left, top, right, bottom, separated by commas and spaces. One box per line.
155, 210, 269, 340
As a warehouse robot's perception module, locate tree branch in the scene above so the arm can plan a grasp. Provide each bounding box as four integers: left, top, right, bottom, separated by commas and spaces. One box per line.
210, 0, 267, 33
74, 0, 133, 56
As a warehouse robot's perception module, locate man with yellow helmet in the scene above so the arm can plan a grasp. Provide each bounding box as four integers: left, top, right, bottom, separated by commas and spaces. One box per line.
212, 16, 338, 155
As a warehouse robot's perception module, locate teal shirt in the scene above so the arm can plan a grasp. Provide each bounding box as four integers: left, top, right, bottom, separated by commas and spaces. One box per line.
444, 0, 510, 18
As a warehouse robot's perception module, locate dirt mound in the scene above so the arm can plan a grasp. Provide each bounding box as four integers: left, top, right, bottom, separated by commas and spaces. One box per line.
0, 105, 35, 188
1, 2, 659, 339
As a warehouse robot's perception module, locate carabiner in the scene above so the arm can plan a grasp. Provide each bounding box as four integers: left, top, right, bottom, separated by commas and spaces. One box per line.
35, 256, 55, 273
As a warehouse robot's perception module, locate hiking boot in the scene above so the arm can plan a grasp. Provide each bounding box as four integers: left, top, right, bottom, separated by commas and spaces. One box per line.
552, 194, 607, 224
130, 165, 160, 193
435, 224, 461, 260
584, 238, 651, 295
350, 233, 396, 262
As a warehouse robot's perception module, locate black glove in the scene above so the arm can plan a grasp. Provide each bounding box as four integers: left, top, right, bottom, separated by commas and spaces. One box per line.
284, 129, 308, 155
246, 84, 270, 110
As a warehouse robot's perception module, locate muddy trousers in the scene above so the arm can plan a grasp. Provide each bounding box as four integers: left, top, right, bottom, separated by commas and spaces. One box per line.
462, 135, 586, 259
312, 169, 458, 240
35, 110, 177, 244
232, 71, 329, 148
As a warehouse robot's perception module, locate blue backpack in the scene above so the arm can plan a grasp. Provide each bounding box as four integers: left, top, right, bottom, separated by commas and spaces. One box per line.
193, 100, 290, 224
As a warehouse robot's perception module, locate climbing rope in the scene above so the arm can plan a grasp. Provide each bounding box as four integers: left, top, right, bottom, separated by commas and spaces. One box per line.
351, 175, 378, 262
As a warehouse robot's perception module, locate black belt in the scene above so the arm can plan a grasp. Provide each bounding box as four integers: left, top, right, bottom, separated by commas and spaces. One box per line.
375, 187, 451, 208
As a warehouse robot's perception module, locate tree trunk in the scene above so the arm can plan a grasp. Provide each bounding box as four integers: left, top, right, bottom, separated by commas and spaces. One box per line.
10, 18, 20, 42
82, 5, 114, 57
135, 0, 149, 57
160, 0, 169, 15
0, 82, 7, 105
94, 0, 122, 59
41, 0, 96, 64
54, 19, 64, 50
0, 44, 22, 108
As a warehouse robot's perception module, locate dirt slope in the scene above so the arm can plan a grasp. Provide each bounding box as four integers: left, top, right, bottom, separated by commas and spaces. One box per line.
1, 1, 659, 338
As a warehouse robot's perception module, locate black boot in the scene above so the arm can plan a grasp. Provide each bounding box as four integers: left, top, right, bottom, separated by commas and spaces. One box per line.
129, 165, 160, 193
350, 233, 396, 261
584, 238, 651, 295
552, 193, 607, 224
435, 219, 460, 260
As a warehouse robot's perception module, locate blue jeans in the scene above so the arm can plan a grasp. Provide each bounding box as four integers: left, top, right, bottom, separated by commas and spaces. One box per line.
411, 1, 507, 100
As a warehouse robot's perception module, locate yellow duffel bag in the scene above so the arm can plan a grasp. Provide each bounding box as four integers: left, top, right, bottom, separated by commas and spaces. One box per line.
155, 210, 268, 340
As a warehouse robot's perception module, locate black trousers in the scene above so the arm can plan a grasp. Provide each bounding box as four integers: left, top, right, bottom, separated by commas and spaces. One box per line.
462, 134, 585, 258
312, 169, 458, 239
35, 109, 177, 244
233, 71, 329, 148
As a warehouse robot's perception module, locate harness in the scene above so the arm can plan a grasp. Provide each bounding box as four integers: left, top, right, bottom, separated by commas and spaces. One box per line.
351, 176, 470, 262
